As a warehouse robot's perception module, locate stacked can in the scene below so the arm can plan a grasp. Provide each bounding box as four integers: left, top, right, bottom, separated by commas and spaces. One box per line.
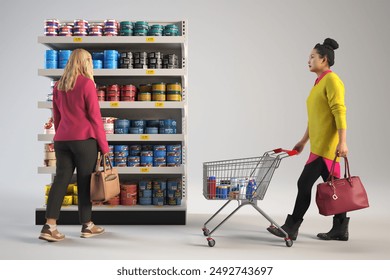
58, 50, 72, 69
138, 180, 152, 205
96, 85, 106, 101
44, 143, 56, 167
114, 145, 128, 167
159, 119, 177, 134
107, 145, 114, 163
207, 176, 217, 199
166, 82, 182, 101
166, 144, 181, 166
152, 180, 167, 206
45, 50, 58, 69
114, 119, 130, 134
148, 24, 164, 36
163, 24, 179, 36
120, 84, 137, 101
102, 117, 116, 134
138, 84, 152, 101
120, 21, 133, 36
140, 150, 153, 167
104, 19, 119, 36
133, 52, 148, 69
129, 145, 142, 156
130, 119, 146, 134
106, 84, 120, 101
163, 54, 179, 69
58, 23, 73, 36
119, 51, 133, 69
167, 179, 182, 205
120, 182, 137, 205
153, 145, 166, 167
133, 21, 149, 36
89, 23, 103, 36
152, 82, 166, 101
44, 19, 59, 36
92, 51, 104, 70
104, 50, 119, 69
73, 19, 89, 36
148, 52, 163, 69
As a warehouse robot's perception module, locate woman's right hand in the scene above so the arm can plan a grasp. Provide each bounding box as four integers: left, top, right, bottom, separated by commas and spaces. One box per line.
293, 141, 305, 154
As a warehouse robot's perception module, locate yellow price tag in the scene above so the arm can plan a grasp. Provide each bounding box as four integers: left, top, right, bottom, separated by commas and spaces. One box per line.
140, 135, 150, 140
73, 37, 82, 43
146, 69, 155, 75
146, 37, 155, 42
155, 102, 164, 108
110, 101, 119, 108
140, 167, 150, 173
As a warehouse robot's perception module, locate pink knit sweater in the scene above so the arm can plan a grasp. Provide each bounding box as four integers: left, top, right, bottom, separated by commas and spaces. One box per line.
52, 75, 109, 154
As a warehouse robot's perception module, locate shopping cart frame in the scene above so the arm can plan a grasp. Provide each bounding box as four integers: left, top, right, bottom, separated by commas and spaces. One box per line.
201, 148, 297, 247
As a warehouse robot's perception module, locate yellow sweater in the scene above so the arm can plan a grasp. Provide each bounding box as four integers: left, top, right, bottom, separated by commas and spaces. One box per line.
306, 72, 347, 161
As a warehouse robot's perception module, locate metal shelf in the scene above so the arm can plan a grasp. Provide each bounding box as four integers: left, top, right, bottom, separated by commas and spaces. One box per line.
38, 35, 186, 51
38, 68, 186, 79
36, 203, 186, 212
38, 166, 185, 175
38, 133, 185, 142
38, 101, 185, 109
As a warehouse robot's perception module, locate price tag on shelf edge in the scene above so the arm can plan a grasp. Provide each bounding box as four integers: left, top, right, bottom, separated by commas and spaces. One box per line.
146, 37, 155, 42
146, 69, 155, 75
73, 37, 82, 43
140, 167, 150, 173
155, 102, 164, 107
109, 101, 119, 108
140, 135, 150, 140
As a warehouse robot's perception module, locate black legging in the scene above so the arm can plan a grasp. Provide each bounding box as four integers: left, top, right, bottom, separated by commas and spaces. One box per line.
291, 156, 346, 221
46, 139, 98, 224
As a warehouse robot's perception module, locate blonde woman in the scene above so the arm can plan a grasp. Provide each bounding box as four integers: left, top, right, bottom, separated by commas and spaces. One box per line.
39, 49, 109, 242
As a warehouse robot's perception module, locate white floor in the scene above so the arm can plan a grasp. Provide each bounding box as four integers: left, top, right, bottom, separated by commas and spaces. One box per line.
1, 212, 388, 260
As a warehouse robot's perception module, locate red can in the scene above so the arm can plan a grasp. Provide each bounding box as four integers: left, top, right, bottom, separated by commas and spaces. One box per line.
207, 176, 216, 199
120, 183, 138, 206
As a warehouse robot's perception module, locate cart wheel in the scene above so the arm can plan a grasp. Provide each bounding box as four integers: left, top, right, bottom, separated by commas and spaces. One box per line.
207, 238, 215, 247
285, 239, 293, 247
202, 228, 210, 236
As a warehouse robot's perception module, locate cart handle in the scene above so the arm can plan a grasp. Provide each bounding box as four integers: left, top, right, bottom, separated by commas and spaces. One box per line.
273, 148, 298, 156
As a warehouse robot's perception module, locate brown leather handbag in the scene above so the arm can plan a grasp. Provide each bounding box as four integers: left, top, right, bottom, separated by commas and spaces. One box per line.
316, 156, 369, 216
90, 153, 120, 202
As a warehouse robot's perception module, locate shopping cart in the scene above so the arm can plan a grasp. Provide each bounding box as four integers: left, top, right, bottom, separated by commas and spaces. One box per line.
202, 148, 297, 247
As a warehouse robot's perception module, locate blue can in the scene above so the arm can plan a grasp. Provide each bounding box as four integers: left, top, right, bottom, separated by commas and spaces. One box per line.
127, 156, 140, 167
146, 120, 159, 127
131, 119, 146, 128
246, 179, 256, 199
159, 119, 176, 128
115, 119, 130, 128
114, 128, 129, 134
93, 60, 103, 69
130, 127, 144, 134
166, 144, 181, 153
145, 127, 158, 134
139, 180, 152, 190
138, 197, 152, 205
140, 151, 153, 166
115, 145, 128, 152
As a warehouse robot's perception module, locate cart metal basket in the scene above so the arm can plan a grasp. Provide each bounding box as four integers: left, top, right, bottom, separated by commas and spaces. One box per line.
202, 148, 297, 247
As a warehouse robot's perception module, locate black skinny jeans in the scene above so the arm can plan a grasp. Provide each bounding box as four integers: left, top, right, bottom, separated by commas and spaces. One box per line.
291, 156, 346, 221
46, 139, 98, 224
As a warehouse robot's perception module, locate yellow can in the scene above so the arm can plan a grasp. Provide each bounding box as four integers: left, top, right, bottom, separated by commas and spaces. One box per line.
139, 84, 152, 93
45, 184, 51, 195
152, 93, 166, 101
138, 92, 152, 101
167, 83, 181, 92
62, 195, 73, 206
167, 93, 182, 101
73, 195, 78, 205
152, 82, 166, 92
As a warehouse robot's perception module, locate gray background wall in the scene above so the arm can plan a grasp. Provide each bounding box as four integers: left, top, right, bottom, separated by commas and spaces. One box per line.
0, 0, 389, 225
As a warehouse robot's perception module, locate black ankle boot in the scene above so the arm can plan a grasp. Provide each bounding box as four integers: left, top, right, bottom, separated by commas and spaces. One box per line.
317, 217, 349, 241
267, 214, 303, 240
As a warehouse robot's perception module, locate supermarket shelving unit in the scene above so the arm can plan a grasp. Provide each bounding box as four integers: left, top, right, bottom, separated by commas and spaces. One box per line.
36, 20, 188, 225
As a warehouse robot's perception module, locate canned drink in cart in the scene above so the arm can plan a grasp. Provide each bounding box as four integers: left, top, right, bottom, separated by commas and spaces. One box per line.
238, 179, 247, 199
207, 176, 216, 199
246, 179, 256, 199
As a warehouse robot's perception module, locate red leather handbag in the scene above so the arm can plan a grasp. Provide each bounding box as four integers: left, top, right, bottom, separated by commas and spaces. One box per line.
316, 156, 369, 216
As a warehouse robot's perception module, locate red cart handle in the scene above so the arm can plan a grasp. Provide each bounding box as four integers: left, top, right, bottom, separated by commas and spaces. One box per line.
273, 148, 298, 156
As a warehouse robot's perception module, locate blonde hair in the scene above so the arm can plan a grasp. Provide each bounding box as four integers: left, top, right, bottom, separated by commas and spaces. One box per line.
57, 48, 94, 92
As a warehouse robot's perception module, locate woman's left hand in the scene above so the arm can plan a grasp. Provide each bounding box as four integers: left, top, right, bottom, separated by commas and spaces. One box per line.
336, 142, 348, 157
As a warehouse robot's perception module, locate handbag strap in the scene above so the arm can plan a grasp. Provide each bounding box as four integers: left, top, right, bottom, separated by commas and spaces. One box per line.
102, 153, 114, 173
95, 152, 102, 172
327, 155, 352, 185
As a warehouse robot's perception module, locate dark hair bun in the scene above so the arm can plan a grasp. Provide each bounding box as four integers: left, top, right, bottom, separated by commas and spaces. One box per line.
323, 38, 339, 50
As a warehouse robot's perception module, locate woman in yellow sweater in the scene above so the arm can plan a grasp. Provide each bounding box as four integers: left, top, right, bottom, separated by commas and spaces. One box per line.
267, 38, 349, 241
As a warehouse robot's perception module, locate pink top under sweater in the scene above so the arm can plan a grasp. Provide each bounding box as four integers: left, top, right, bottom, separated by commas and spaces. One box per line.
53, 75, 109, 154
